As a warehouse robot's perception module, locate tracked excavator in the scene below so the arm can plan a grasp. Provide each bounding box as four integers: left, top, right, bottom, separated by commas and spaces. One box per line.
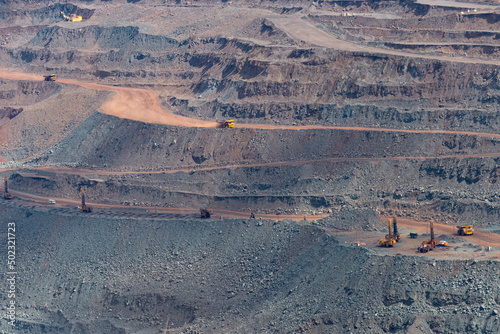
3, 176, 12, 200
378, 218, 397, 247
78, 188, 93, 212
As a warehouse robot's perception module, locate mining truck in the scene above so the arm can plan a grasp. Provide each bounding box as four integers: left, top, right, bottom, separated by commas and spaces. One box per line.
199, 208, 212, 218
61, 12, 82, 22
220, 120, 234, 128
44, 74, 56, 81
457, 225, 474, 236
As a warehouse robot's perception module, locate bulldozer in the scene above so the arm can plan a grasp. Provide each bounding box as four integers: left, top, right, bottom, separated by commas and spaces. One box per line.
456, 225, 474, 236
418, 220, 439, 253
78, 188, 93, 212
44, 74, 56, 82
378, 218, 397, 247
220, 120, 235, 128
3, 176, 12, 200
199, 208, 212, 218
61, 11, 82, 22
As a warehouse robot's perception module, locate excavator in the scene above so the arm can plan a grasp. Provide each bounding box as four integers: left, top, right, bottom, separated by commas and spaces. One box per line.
61, 11, 82, 22
220, 120, 235, 128
3, 176, 12, 200
44, 74, 56, 82
78, 188, 92, 212
418, 220, 439, 253
378, 218, 397, 247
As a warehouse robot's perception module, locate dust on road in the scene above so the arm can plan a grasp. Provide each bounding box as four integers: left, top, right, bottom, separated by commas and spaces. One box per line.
1, 70, 500, 140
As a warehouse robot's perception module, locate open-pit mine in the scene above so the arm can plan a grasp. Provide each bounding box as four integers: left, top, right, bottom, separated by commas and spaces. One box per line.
1, 0, 500, 333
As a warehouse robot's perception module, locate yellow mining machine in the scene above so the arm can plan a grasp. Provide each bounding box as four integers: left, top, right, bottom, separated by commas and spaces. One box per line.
220, 120, 235, 128
44, 74, 56, 82
61, 12, 83, 22
78, 188, 93, 212
392, 215, 401, 242
378, 218, 397, 247
418, 220, 439, 253
199, 208, 212, 218
457, 225, 474, 236
3, 176, 12, 200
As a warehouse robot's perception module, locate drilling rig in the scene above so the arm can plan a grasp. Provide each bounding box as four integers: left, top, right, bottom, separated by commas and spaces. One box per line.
3, 176, 12, 200
78, 188, 93, 212
392, 215, 401, 242
378, 218, 397, 247
418, 220, 439, 253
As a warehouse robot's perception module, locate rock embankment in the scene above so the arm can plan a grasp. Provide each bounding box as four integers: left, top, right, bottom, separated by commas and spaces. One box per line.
1, 204, 499, 333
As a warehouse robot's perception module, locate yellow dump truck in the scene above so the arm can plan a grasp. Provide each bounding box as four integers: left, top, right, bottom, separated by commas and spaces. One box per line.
44, 74, 56, 81
61, 12, 82, 22
220, 120, 234, 128
457, 225, 474, 236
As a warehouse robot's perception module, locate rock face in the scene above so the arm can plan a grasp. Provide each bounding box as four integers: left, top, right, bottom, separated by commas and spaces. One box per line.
1, 204, 499, 334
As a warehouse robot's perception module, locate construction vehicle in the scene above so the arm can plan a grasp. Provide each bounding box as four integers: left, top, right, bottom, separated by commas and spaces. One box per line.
392, 215, 401, 242
78, 188, 92, 212
418, 220, 439, 252
220, 120, 235, 128
44, 74, 56, 82
199, 208, 212, 218
378, 218, 397, 247
3, 176, 12, 200
457, 225, 474, 236
61, 12, 82, 22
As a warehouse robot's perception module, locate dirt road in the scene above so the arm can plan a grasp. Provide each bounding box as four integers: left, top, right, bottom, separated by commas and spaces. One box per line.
271, 15, 500, 66
5, 189, 499, 252
1, 70, 500, 140
21, 151, 500, 176
415, 0, 499, 10
6, 189, 329, 221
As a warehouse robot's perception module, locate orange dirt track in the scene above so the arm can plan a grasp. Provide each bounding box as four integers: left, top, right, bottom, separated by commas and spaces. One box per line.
1, 70, 500, 140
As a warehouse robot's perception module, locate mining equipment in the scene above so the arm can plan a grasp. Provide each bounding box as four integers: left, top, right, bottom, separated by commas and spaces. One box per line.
3, 176, 12, 200
392, 215, 401, 242
457, 225, 474, 236
78, 188, 93, 212
378, 218, 397, 247
418, 220, 439, 252
199, 208, 212, 218
44, 74, 57, 82
220, 120, 235, 128
61, 12, 82, 22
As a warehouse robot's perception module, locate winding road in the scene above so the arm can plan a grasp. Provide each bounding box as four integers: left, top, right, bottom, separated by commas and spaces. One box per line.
1, 70, 500, 139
